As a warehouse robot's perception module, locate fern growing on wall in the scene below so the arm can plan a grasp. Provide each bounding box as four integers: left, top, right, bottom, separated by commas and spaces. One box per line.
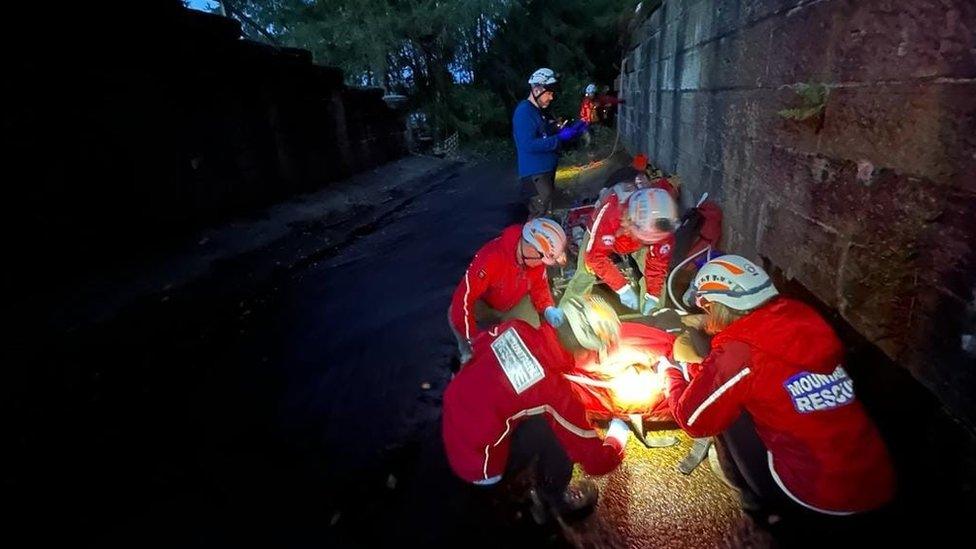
778, 83, 829, 130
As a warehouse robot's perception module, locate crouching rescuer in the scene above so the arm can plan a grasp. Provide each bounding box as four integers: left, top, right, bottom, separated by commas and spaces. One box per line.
661, 255, 896, 531
561, 188, 678, 315
441, 295, 631, 521
449, 218, 569, 365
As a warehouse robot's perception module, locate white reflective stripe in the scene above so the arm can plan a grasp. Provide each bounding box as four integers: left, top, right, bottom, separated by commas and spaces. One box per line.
482, 444, 492, 480
767, 452, 855, 516
541, 404, 599, 439
563, 373, 614, 389
463, 266, 474, 340
585, 202, 612, 253
686, 367, 751, 426
480, 404, 599, 480
563, 374, 617, 411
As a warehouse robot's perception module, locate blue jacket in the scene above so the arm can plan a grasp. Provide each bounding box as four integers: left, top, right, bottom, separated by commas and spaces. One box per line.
512, 100, 560, 178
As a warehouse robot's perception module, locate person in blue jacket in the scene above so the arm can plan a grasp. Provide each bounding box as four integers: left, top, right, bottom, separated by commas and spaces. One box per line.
513, 68, 587, 216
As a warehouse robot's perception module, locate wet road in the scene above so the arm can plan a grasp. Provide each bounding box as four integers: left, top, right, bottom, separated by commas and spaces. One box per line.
28, 159, 541, 547
13, 158, 752, 547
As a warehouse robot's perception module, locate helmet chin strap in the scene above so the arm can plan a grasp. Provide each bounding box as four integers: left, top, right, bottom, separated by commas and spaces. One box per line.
531, 87, 550, 108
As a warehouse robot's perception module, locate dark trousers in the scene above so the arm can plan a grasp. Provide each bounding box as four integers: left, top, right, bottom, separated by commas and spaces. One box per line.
714, 413, 783, 510
505, 415, 573, 500
716, 414, 891, 545
520, 170, 556, 217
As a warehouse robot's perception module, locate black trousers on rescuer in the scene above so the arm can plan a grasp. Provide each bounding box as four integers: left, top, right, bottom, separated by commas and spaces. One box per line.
520, 170, 556, 217
466, 415, 572, 501
506, 415, 573, 499
715, 413, 893, 544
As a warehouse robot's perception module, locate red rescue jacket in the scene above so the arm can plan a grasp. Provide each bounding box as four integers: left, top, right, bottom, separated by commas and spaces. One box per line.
580, 97, 597, 124
666, 298, 896, 514
449, 225, 556, 342
442, 320, 624, 483
584, 194, 674, 296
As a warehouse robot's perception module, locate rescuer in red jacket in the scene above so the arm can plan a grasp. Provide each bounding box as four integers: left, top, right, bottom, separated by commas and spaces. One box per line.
579, 83, 623, 125
661, 255, 895, 528
449, 218, 568, 364
561, 188, 677, 315
442, 294, 631, 521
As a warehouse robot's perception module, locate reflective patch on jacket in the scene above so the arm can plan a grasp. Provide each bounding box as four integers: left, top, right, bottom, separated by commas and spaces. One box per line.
784, 366, 856, 414
491, 327, 546, 394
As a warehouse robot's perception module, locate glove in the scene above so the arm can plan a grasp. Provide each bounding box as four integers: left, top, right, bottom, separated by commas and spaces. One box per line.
557, 125, 581, 143
616, 285, 640, 311
571, 120, 589, 132
606, 418, 630, 447
641, 294, 659, 315
544, 306, 566, 328
657, 355, 688, 380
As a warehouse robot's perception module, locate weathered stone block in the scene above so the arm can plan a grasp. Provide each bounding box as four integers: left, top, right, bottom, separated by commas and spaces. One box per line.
660, 56, 676, 90
715, 89, 775, 144
661, 10, 680, 59
632, 0, 976, 427
721, 174, 765, 256
756, 202, 847, 308
681, 0, 719, 50
697, 19, 774, 89
712, 0, 795, 36
677, 47, 703, 90
766, 0, 976, 85
817, 82, 976, 187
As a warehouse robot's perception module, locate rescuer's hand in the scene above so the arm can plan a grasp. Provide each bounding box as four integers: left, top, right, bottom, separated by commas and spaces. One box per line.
656, 355, 686, 377
544, 306, 566, 328
672, 331, 705, 364
557, 125, 582, 143
680, 315, 706, 333
657, 356, 688, 397
616, 286, 640, 311
641, 294, 659, 315
606, 418, 630, 447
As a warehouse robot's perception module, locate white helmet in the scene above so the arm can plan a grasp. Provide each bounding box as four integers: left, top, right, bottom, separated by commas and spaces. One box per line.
585, 83, 597, 95
528, 68, 558, 87
562, 295, 621, 351
522, 217, 567, 266
626, 188, 677, 243
692, 255, 779, 311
